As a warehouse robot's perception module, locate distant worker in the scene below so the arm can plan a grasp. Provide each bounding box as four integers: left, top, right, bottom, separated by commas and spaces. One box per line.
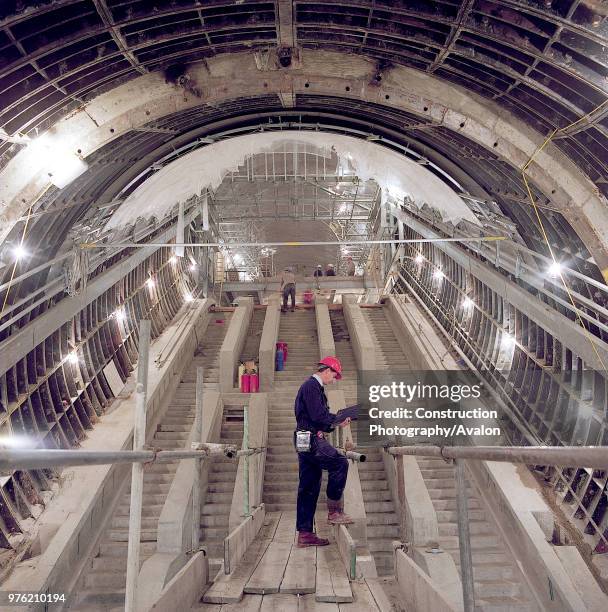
325, 263, 336, 276
280, 266, 296, 312
313, 265, 323, 277
294, 357, 355, 548
346, 257, 355, 276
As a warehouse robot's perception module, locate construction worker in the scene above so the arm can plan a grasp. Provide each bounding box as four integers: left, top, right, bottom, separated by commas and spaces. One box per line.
280, 266, 296, 312
325, 263, 336, 276
346, 257, 355, 276
294, 356, 354, 548
313, 265, 323, 277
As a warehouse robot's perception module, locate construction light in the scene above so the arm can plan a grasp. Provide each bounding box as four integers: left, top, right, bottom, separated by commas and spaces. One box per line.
433, 269, 444, 280
114, 307, 126, 321
502, 333, 516, 348
548, 261, 562, 277
184, 292, 194, 302
169, 255, 177, 264
146, 277, 155, 289
462, 297, 474, 308
0, 435, 36, 449
13, 245, 27, 260
67, 352, 78, 364
189, 262, 197, 271
414, 254, 424, 264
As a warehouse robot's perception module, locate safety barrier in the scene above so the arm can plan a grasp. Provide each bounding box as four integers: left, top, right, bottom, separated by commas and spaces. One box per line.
386, 444, 608, 612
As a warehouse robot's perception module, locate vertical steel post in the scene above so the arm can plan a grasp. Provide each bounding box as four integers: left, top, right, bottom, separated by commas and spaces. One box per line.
243, 406, 250, 517
395, 455, 407, 541
125, 319, 151, 612
176, 201, 185, 258
192, 367, 204, 550
455, 459, 475, 612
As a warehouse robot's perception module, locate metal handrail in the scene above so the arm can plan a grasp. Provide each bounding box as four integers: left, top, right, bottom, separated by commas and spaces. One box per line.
0, 445, 237, 473
385, 444, 608, 469
385, 443, 608, 611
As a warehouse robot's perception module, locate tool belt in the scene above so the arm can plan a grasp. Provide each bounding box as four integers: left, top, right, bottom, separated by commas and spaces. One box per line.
295, 430, 312, 452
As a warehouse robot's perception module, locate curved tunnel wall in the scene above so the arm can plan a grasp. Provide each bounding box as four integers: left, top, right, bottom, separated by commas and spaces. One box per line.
1, 0, 608, 569
391, 210, 608, 555
0, 243, 196, 554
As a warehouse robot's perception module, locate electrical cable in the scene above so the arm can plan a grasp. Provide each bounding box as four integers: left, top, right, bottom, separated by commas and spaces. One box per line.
0, 185, 52, 321
521, 110, 608, 371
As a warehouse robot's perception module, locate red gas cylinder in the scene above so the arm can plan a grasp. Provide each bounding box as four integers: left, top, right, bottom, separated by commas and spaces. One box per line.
250, 373, 259, 393
241, 373, 251, 393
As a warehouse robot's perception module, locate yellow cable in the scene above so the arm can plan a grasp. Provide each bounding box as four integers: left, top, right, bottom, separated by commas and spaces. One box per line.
521, 109, 607, 371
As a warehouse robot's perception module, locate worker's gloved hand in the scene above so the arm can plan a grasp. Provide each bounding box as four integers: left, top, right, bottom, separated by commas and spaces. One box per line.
344, 439, 355, 451
338, 417, 351, 428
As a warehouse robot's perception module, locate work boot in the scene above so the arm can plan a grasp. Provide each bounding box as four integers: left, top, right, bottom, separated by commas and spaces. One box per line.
297, 531, 330, 547
327, 498, 354, 525
291, 307, 295, 312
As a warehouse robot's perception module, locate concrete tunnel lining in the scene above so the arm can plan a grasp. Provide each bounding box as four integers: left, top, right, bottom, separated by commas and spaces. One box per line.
1, 51, 608, 275
104, 131, 481, 230
2, 2, 608, 608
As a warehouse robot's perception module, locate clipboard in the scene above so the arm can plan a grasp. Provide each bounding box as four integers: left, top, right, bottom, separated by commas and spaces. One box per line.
334, 404, 360, 425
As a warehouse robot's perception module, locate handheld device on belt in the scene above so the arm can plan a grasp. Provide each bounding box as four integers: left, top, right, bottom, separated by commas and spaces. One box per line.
296, 430, 312, 452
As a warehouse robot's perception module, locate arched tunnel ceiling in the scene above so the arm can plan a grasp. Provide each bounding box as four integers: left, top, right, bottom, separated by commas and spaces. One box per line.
2, 1, 608, 285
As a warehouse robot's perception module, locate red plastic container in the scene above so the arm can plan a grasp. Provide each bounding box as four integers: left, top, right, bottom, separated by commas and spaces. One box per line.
241, 373, 251, 393
250, 373, 259, 393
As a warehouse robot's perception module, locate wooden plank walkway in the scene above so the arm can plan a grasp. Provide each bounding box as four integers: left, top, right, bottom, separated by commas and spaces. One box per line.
196, 511, 401, 611
245, 541, 293, 594
281, 545, 316, 594
316, 516, 353, 603
203, 514, 280, 603
316, 546, 353, 603
196, 580, 390, 611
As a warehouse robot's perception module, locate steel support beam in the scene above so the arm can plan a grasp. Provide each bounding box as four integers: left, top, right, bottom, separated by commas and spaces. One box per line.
276, 0, 295, 48
82, 237, 504, 250
397, 213, 608, 372
0, 209, 197, 378
455, 458, 475, 612
385, 445, 608, 470
220, 277, 370, 291
192, 367, 204, 550
125, 319, 150, 612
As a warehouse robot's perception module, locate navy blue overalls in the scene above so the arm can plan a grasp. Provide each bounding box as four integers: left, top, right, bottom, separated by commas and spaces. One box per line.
294, 376, 349, 533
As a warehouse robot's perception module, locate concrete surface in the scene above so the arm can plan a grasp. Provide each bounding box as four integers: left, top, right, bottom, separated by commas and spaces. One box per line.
342, 295, 376, 370
148, 551, 208, 611
259, 296, 280, 391
229, 393, 268, 532
394, 547, 458, 612
219, 297, 254, 391
2, 298, 214, 609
